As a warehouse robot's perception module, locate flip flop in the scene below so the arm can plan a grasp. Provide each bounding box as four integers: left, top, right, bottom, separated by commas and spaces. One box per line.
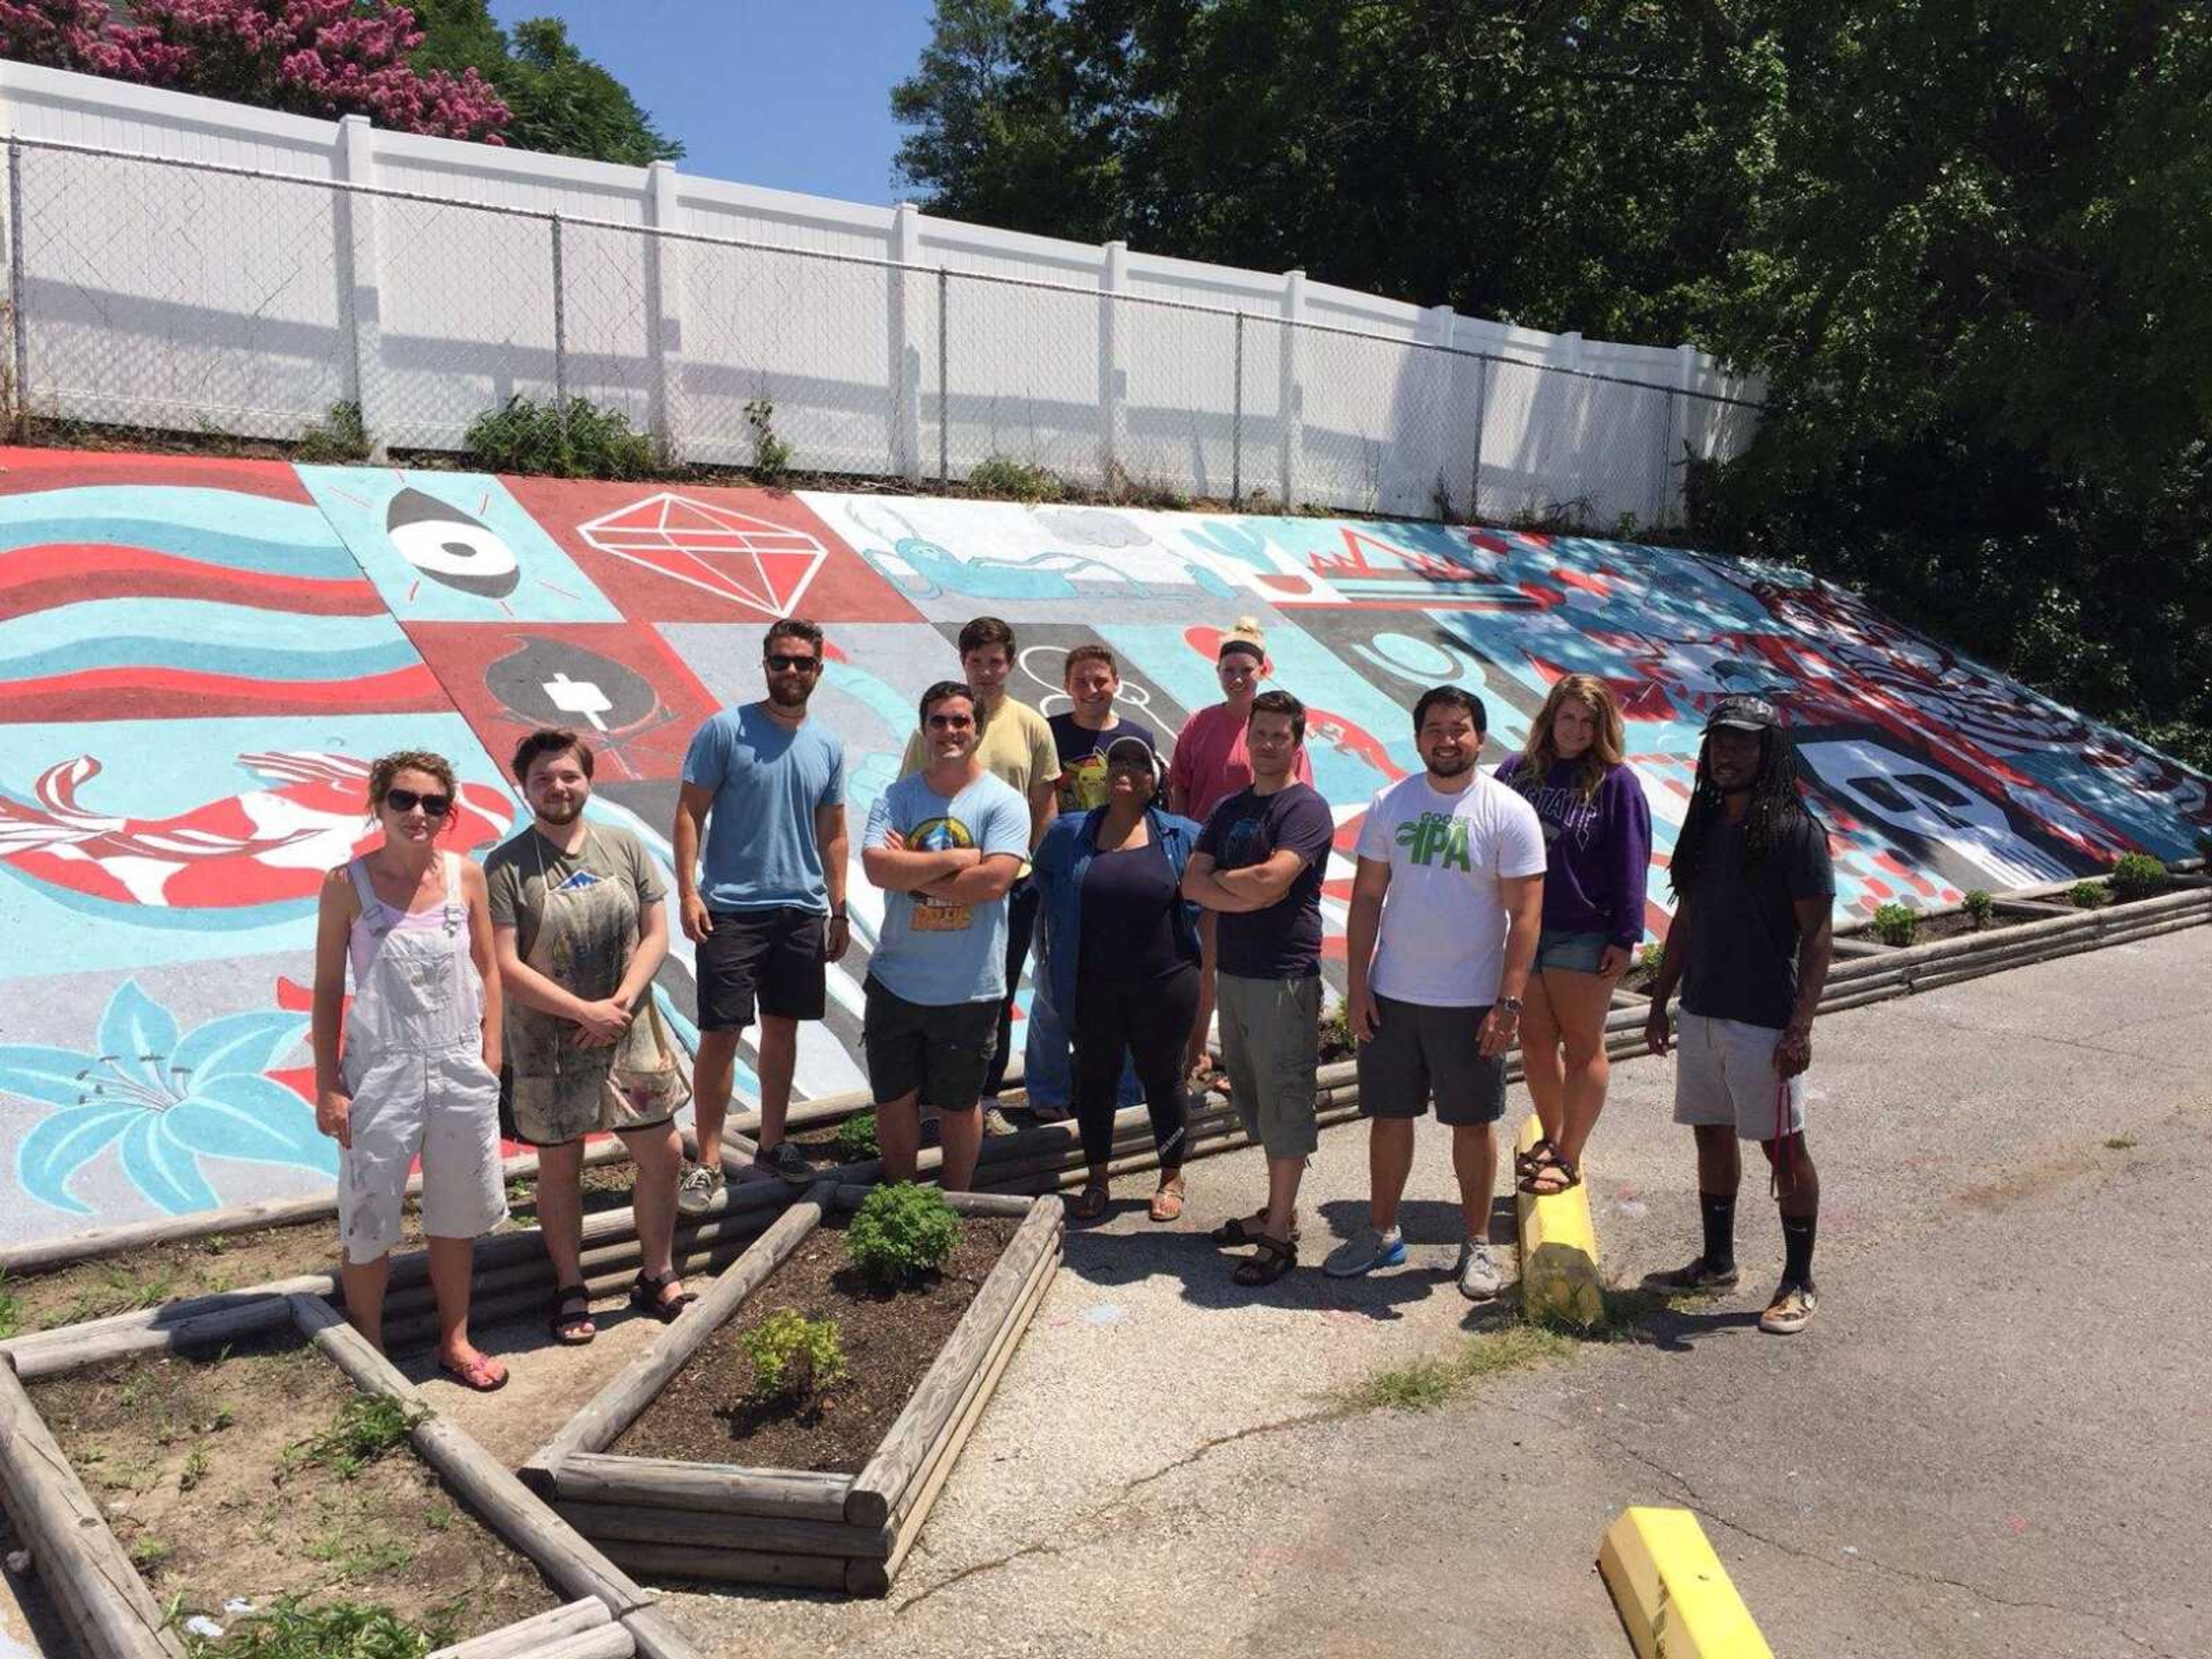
1147, 1179, 1186, 1224
1069, 1181, 1110, 1223
438, 1351, 508, 1392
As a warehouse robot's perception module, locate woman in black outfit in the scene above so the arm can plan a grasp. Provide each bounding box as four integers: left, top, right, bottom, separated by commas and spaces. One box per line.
1031, 734, 1206, 1224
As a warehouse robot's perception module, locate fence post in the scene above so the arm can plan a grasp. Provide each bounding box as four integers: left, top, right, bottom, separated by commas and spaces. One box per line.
1469, 354, 1489, 524
1279, 268, 1306, 510
889, 203, 924, 482
937, 266, 950, 486
550, 212, 568, 446
1231, 310, 1245, 509
645, 159, 683, 461
1098, 239, 1127, 491
1421, 303, 1456, 519
1671, 340, 1699, 526
6, 138, 26, 434
332, 115, 387, 459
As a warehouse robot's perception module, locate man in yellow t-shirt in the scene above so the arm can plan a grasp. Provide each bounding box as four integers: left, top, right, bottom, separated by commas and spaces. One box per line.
899, 617, 1059, 1102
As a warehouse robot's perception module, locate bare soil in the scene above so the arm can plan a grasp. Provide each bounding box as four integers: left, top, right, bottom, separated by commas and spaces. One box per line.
612, 1214, 1017, 1474
2, 1158, 637, 1337
25, 1333, 558, 1646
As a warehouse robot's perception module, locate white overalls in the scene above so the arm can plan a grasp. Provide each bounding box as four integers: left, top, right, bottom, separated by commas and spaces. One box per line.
338, 851, 507, 1264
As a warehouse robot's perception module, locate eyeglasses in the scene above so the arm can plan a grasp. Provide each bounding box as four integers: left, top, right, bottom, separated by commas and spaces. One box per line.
382, 787, 453, 818
765, 654, 822, 672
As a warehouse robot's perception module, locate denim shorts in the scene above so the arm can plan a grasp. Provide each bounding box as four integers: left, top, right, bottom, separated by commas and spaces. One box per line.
1532, 928, 1609, 974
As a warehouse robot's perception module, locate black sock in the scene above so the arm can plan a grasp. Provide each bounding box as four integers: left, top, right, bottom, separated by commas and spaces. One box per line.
1699, 1191, 1736, 1270
1781, 1214, 1817, 1288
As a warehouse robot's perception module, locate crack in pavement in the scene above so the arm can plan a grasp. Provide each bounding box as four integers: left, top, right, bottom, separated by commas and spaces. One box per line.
892, 1402, 1347, 1616
1578, 1417, 2190, 1659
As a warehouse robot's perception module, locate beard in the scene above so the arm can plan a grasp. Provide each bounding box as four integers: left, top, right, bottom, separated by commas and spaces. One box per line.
1425, 751, 1475, 779
766, 678, 812, 709
534, 798, 584, 826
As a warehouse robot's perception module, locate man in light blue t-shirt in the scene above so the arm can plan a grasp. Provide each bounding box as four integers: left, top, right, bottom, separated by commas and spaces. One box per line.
673, 618, 849, 1207
861, 680, 1029, 1190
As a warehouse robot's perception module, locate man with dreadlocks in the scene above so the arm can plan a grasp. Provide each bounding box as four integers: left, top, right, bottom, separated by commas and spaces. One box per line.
1641, 696, 1834, 1334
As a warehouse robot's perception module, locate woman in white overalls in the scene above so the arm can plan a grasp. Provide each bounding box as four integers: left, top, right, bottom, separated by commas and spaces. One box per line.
311, 749, 510, 1391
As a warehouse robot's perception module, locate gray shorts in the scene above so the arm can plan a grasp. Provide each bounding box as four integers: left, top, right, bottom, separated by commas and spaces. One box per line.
1215, 972, 1321, 1160
1672, 1012, 1807, 1142
1355, 995, 1505, 1126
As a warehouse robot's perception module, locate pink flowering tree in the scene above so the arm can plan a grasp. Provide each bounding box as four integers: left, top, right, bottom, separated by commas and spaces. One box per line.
0, 0, 510, 142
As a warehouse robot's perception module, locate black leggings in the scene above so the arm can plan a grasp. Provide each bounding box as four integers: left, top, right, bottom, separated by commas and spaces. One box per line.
1071, 965, 1197, 1169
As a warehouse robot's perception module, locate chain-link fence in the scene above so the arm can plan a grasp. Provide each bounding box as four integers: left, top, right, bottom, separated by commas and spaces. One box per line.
0, 136, 1761, 530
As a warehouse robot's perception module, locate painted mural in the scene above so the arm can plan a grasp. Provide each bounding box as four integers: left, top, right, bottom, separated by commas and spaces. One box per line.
2, 445, 2207, 1245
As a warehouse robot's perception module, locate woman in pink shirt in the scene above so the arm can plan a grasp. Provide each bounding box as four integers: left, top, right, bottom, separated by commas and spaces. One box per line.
1168, 618, 1313, 1080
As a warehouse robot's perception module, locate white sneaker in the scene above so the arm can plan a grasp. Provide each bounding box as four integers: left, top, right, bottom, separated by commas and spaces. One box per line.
1455, 1240, 1504, 1301
675, 1162, 724, 1217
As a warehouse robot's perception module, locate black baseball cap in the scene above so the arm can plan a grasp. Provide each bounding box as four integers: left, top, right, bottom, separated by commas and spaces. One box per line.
1705, 695, 1778, 733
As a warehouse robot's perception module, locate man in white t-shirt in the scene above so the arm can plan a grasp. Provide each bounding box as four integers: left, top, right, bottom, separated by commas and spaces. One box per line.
1325, 686, 1545, 1299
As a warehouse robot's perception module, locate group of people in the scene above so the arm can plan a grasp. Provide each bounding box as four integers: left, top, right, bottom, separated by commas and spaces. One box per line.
309, 612, 1836, 1391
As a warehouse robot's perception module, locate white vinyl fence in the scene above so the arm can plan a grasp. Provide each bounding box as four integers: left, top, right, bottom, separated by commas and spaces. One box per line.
0, 60, 1760, 525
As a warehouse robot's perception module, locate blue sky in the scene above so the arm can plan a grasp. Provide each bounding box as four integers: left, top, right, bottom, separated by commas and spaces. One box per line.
488, 2, 938, 205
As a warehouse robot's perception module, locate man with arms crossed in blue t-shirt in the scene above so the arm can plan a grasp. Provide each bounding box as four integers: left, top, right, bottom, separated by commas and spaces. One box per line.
863, 681, 1031, 1191
673, 618, 850, 1209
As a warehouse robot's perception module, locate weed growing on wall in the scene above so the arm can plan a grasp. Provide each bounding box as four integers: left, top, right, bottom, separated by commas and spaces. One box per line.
295, 401, 371, 465
744, 397, 793, 485
967, 454, 1063, 503
462, 394, 656, 479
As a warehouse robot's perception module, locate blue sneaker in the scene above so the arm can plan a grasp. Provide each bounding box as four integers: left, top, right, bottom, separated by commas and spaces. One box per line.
1323, 1226, 1407, 1278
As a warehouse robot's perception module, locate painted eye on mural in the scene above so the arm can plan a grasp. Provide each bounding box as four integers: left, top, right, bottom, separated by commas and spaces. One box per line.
387, 488, 521, 598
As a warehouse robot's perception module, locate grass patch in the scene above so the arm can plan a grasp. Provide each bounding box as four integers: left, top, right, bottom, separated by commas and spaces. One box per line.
179, 1596, 452, 1658
0, 1271, 19, 1342
305, 1527, 417, 1581
2103, 1135, 2139, 1151
1342, 1323, 1574, 1411
286, 1396, 425, 1482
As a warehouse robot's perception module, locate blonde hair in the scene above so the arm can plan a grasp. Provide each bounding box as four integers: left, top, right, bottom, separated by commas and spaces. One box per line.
1512, 675, 1625, 802
366, 749, 461, 833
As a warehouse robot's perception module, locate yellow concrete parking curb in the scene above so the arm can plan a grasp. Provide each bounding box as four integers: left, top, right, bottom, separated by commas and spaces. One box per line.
1598, 1506, 1775, 1658
1513, 1116, 1605, 1325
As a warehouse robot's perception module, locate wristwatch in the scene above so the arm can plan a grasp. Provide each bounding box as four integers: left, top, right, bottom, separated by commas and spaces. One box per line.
1498, 996, 1524, 1016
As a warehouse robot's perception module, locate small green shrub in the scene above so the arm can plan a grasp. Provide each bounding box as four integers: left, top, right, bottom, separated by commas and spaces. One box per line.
1870, 902, 1919, 946
2109, 852, 2168, 901
1317, 1005, 1353, 1059
1637, 941, 1666, 976
832, 1111, 880, 1162
296, 400, 371, 465
461, 393, 656, 479
846, 1181, 960, 1287
739, 1308, 848, 1403
966, 454, 1063, 503
1961, 888, 1995, 929
2069, 880, 2108, 910
744, 397, 793, 484
183, 1596, 450, 1658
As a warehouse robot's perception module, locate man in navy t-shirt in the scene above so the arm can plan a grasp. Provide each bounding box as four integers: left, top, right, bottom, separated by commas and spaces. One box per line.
1183, 689, 1335, 1289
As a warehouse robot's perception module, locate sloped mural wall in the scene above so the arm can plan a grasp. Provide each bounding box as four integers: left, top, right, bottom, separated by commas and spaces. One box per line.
3, 446, 2206, 1245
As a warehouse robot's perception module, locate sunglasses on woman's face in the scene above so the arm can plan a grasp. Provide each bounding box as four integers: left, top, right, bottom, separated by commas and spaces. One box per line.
382, 787, 453, 818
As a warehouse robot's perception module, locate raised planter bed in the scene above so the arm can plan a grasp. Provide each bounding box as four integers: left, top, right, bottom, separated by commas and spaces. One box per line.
521, 1182, 1063, 1599
0, 1290, 702, 1659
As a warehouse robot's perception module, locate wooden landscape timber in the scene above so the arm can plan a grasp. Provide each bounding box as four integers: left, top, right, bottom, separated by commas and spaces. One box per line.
0, 1295, 703, 1659
530, 1190, 1066, 1597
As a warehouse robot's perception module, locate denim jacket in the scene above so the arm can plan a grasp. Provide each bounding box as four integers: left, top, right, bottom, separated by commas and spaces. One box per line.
1031, 805, 1205, 1013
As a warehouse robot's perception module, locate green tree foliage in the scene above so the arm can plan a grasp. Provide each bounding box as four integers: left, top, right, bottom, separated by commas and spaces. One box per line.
411, 0, 681, 165
893, 2, 2212, 768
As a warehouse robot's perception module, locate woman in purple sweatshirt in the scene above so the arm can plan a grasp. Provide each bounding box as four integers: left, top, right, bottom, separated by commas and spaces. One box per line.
1496, 674, 1653, 1195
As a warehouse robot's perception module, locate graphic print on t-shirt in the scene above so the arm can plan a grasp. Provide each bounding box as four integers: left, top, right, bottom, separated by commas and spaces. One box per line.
1396, 810, 1474, 871
1219, 813, 1270, 870
908, 815, 975, 931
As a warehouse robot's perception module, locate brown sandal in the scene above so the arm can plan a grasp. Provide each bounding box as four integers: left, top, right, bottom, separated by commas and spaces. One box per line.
1069, 1181, 1111, 1222
1231, 1234, 1297, 1287
1147, 1178, 1186, 1224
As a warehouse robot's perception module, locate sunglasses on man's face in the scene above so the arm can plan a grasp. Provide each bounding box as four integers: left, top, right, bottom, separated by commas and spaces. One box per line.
765, 653, 822, 672
382, 787, 453, 818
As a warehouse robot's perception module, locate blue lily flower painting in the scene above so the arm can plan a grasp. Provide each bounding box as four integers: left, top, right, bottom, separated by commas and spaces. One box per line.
3, 980, 336, 1217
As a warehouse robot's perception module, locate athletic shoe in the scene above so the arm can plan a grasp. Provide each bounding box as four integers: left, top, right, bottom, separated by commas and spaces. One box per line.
1455, 1240, 1505, 1301
1323, 1226, 1406, 1278
1642, 1256, 1743, 1294
982, 1106, 1019, 1137
675, 1163, 724, 1217
760, 1139, 812, 1184
1758, 1282, 1817, 1335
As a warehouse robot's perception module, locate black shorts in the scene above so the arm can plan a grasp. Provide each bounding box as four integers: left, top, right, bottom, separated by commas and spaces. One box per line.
862, 976, 999, 1113
696, 906, 827, 1031
1354, 994, 1506, 1126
